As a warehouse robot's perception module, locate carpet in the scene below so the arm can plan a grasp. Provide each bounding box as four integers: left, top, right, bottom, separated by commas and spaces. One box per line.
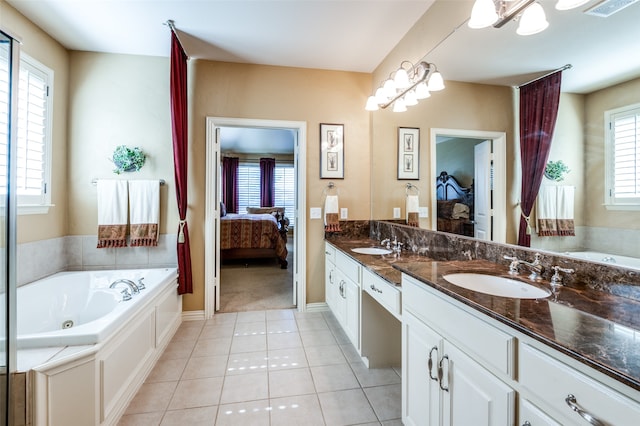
218, 241, 294, 312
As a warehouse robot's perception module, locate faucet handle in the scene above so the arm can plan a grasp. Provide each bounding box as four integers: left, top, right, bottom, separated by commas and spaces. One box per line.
550, 265, 575, 286
503, 255, 519, 273
120, 288, 132, 301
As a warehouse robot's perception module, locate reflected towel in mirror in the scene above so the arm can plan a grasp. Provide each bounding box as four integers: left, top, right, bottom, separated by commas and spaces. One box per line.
406, 194, 419, 227
324, 195, 340, 232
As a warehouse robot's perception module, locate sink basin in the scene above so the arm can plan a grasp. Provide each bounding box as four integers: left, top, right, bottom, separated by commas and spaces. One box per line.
442, 273, 551, 299
351, 247, 392, 255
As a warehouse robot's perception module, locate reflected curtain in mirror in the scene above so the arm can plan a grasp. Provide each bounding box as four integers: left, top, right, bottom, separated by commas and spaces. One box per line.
222, 156, 239, 213
518, 70, 563, 247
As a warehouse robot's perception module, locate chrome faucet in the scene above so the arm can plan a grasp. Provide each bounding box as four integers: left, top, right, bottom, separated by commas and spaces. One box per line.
110, 279, 140, 295
550, 265, 575, 287
503, 253, 545, 281
381, 237, 403, 254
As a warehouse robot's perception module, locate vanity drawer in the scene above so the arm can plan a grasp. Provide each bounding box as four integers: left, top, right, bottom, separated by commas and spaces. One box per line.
335, 250, 360, 285
325, 242, 336, 264
402, 274, 515, 378
362, 268, 401, 319
520, 343, 640, 426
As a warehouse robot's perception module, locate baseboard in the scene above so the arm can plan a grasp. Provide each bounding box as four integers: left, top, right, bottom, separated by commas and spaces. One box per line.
305, 302, 329, 312
182, 310, 206, 321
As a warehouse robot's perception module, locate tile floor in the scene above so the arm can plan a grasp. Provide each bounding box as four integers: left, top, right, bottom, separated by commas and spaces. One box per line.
118, 309, 402, 426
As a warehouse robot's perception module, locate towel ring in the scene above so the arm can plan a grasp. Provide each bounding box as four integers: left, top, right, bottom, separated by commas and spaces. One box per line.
405, 183, 420, 196
323, 182, 339, 196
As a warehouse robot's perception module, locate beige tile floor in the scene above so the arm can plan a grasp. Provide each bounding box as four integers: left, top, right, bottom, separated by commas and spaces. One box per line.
118, 309, 402, 426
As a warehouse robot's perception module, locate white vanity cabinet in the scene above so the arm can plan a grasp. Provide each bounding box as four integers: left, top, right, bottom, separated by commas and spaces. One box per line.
402, 274, 516, 426
324, 242, 360, 351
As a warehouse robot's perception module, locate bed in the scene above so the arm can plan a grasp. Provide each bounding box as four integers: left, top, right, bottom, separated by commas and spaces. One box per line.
220, 207, 289, 268
436, 171, 474, 237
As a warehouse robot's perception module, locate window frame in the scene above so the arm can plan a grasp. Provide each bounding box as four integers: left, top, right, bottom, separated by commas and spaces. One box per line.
604, 102, 640, 211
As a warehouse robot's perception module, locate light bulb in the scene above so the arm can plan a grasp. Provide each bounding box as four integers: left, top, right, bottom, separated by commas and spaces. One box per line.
365, 96, 379, 111
394, 67, 410, 89
517, 3, 549, 36
468, 0, 499, 29
393, 98, 407, 112
375, 87, 387, 104
383, 78, 396, 98
427, 71, 445, 91
404, 90, 418, 106
415, 82, 431, 99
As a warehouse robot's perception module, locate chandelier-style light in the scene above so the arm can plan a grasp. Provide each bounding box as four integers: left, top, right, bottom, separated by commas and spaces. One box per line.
365, 61, 444, 112
468, 0, 590, 35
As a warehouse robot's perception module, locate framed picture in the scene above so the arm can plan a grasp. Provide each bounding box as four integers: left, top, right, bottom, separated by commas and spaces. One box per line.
320, 123, 344, 179
398, 127, 420, 179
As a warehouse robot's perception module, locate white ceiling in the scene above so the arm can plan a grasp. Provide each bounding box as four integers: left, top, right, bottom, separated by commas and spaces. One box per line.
6, 0, 640, 151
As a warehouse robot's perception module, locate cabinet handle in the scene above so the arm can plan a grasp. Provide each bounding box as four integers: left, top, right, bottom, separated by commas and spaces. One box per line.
437, 354, 450, 392
565, 394, 606, 426
522, 422, 531, 426
370, 284, 383, 294
339, 280, 346, 299
329, 270, 334, 284
427, 346, 438, 381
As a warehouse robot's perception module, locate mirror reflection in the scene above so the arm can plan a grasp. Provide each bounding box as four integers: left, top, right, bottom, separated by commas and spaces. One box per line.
370, 1, 640, 268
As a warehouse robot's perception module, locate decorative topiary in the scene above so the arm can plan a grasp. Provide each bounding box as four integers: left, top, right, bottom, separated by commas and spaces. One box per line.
544, 160, 570, 182
112, 145, 146, 174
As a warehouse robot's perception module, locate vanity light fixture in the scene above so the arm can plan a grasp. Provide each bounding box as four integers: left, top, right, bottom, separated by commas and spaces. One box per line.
468, 0, 591, 35
365, 60, 444, 112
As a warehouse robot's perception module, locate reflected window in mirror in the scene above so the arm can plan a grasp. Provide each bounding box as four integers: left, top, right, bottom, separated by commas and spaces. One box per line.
605, 102, 640, 210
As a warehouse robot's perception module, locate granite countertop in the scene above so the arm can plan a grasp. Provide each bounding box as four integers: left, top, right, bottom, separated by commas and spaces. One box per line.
326, 237, 640, 393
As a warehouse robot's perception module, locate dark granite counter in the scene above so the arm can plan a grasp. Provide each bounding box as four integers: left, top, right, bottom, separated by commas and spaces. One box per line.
325, 236, 640, 393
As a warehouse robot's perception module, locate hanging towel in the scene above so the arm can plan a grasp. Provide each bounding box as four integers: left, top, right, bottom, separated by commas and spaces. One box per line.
128, 180, 160, 247
324, 195, 341, 232
557, 185, 575, 236
536, 186, 558, 236
96, 180, 128, 248
406, 194, 419, 227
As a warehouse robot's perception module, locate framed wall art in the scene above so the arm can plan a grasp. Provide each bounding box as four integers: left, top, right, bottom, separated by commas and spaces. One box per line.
398, 127, 420, 180
320, 123, 344, 179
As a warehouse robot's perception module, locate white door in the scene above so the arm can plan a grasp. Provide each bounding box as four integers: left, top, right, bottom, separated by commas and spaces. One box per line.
204, 125, 221, 312
474, 140, 492, 241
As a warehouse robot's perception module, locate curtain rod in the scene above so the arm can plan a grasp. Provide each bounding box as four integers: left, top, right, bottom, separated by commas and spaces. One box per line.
516, 64, 572, 88
164, 19, 189, 58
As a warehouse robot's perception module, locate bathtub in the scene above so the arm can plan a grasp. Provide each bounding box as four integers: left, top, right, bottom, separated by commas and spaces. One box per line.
17, 267, 178, 349
564, 251, 640, 270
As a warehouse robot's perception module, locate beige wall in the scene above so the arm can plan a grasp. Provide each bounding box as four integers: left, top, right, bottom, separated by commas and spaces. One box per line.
1, 0, 69, 243
190, 60, 371, 310
584, 77, 640, 230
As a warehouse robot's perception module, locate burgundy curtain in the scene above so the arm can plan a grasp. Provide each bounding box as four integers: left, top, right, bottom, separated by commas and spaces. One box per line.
260, 157, 276, 207
170, 30, 192, 294
222, 157, 239, 213
518, 71, 563, 247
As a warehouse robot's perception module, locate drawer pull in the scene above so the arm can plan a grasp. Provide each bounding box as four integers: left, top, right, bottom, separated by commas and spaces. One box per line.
437, 354, 450, 392
370, 284, 383, 294
565, 394, 606, 426
427, 346, 438, 381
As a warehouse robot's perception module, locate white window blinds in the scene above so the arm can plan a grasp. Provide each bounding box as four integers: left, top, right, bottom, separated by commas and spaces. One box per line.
0, 51, 52, 210
608, 106, 640, 206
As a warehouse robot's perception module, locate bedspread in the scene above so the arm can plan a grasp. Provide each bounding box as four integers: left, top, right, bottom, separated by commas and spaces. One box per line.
220, 213, 288, 261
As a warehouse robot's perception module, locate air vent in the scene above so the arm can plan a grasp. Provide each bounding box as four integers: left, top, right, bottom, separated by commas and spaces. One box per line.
585, 0, 639, 17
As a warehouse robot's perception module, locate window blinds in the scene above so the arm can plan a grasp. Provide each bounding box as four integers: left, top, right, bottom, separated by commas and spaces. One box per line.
612, 109, 640, 201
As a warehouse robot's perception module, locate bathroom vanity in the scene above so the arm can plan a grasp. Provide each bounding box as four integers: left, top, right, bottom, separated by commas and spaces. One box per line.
325, 228, 640, 426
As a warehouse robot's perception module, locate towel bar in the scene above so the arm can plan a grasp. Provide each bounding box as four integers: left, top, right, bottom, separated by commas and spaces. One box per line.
92, 179, 165, 186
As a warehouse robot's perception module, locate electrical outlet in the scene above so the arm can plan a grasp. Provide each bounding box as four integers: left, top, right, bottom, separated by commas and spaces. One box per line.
419, 207, 429, 218
340, 208, 348, 219
393, 207, 401, 218
310, 207, 322, 219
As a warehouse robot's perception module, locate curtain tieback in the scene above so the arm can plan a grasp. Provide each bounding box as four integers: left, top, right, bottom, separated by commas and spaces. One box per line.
521, 212, 532, 235
178, 219, 187, 243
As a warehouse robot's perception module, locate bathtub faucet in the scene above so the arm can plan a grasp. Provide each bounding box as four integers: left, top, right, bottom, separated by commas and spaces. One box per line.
110, 279, 140, 296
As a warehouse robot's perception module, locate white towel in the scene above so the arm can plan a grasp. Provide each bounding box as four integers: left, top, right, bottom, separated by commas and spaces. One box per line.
536, 186, 558, 236
128, 180, 160, 246
97, 179, 128, 248
406, 195, 419, 227
557, 186, 575, 236
324, 195, 340, 232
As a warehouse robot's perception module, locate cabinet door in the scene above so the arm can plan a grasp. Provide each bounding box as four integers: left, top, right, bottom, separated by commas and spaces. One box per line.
324, 257, 337, 313
402, 310, 442, 426
441, 341, 515, 426
344, 278, 360, 350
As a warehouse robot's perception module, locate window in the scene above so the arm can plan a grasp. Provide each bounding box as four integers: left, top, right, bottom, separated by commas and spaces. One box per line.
605, 103, 640, 209
236, 161, 296, 227
0, 52, 53, 214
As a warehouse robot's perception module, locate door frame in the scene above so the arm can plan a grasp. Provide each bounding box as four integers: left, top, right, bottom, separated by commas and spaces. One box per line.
430, 128, 506, 243
204, 117, 307, 318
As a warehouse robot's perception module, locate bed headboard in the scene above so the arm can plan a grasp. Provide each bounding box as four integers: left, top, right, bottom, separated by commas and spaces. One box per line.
436, 171, 473, 205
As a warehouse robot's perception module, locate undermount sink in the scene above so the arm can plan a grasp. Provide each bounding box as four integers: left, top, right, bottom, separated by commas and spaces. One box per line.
442, 273, 551, 299
351, 247, 392, 255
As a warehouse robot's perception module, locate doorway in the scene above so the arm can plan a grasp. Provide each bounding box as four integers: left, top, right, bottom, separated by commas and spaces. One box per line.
430, 128, 506, 243
204, 117, 307, 319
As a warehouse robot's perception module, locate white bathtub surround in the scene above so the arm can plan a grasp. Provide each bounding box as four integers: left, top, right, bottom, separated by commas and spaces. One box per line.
16, 234, 178, 286
583, 226, 640, 259
565, 252, 640, 270
25, 268, 182, 426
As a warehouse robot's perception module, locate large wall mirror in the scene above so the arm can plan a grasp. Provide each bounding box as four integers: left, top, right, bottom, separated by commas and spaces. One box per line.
370, 1, 640, 267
